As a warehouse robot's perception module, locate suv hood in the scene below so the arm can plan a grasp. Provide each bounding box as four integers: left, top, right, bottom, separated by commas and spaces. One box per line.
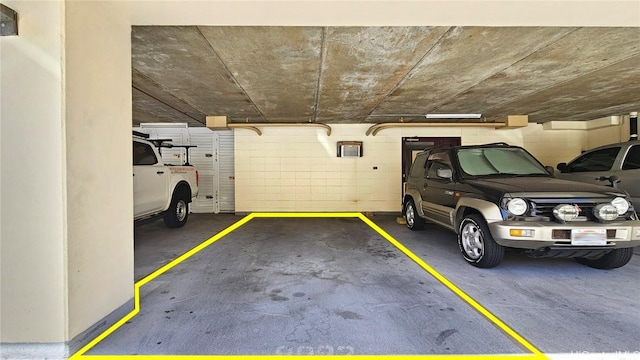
464, 177, 626, 198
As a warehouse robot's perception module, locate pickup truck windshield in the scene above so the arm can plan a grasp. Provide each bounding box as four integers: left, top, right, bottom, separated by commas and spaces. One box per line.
457, 147, 548, 177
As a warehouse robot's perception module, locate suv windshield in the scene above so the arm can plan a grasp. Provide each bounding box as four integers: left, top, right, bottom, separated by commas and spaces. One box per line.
457, 147, 548, 177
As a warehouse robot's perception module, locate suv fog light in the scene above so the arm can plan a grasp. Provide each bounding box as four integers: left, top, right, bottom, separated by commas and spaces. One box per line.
593, 204, 619, 221
611, 197, 630, 215
510, 229, 534, 237
506, 198, 528, 216
553, 204, 579, 222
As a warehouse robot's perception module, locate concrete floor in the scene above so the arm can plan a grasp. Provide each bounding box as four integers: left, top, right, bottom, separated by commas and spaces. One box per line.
87, 214, 640, 356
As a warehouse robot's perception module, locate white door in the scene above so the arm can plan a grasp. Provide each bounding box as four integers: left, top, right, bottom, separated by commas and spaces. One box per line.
216, 130, 235, 213
188, 128, 216, 213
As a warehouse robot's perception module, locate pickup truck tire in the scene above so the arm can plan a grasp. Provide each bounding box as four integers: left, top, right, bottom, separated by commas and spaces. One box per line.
163, 189, 190, 228
458, 214, 504, 268
575, 248, 634, 269
404, 199, 425, 230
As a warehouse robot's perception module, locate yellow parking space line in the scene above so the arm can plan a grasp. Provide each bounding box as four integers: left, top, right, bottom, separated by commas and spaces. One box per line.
80, 355, 545, 360
71, 214, 255, 359
358, 214, 544, 357
252, 212, 363, 218
71, 212, 547, 360
137, 213, 255, 288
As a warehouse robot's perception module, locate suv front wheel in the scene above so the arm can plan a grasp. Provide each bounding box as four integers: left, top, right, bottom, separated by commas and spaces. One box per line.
404, 198, 425, 230
458, 214, 504, 268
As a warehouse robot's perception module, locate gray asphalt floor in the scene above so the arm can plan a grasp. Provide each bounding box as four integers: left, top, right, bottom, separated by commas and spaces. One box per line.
86, 214, 640, 356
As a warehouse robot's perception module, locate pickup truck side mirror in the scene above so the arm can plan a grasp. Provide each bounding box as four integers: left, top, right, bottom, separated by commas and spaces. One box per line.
556, 163, 568, 173
436, 168, 453, 179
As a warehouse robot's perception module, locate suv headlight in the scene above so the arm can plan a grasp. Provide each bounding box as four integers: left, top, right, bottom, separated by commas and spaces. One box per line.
506, 198, 528, 216
610, 197, 630, 215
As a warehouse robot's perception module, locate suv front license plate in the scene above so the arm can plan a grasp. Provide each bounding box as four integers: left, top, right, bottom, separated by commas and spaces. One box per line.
571, 229, 607, 246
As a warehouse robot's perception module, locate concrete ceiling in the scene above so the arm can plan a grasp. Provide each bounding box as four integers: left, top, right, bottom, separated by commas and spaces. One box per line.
131, 26, 640, 127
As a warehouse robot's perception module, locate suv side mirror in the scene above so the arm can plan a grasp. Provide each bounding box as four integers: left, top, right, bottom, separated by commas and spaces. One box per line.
556, 163, 568, 173
436, 168, 453, 179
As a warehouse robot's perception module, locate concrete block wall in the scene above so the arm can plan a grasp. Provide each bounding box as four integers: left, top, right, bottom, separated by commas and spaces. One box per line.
235, 124, 401, 212
522, 124, 586, 167
235, 124, 532, 213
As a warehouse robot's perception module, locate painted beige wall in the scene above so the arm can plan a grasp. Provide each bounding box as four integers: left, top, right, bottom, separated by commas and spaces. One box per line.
1, 0, 135, 344
587, 115, 631, 150
525, 116, 632, 167
64, 1, 134, 338
0, 1, 67, 342
522, 124, 587, 167
126, 0, 640, 26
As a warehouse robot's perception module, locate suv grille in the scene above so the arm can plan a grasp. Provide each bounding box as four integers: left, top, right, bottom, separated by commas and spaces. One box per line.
531, 200, 598, 221
528, 198, 634, 222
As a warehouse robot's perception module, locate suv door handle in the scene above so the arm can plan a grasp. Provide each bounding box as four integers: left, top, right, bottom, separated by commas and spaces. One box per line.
156, 171, 164, 174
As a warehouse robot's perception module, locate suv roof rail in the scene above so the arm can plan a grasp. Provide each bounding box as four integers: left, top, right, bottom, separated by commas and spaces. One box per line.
482, 142, 510, 146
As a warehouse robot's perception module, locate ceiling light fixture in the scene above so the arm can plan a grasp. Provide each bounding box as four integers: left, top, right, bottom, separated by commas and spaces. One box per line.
425, 113, 482, 119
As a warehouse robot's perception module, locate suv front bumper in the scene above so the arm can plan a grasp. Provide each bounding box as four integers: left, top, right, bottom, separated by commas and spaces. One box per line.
488, 220, 640, 250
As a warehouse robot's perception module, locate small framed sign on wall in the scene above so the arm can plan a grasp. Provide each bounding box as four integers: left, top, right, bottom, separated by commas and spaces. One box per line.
337, 141, 363, 157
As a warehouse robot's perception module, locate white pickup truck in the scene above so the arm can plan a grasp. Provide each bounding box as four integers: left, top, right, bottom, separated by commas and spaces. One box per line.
133, 132, 198, 228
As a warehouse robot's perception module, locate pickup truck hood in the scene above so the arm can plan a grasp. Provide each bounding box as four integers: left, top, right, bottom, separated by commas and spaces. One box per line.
463, 177, 626, 198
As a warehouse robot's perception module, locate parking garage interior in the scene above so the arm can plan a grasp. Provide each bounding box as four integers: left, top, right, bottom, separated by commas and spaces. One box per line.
1, 1, 639, 359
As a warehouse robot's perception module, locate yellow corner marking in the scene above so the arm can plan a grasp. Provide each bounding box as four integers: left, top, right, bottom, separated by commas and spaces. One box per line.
71, 214, 255, 359
71, 212, 547, 360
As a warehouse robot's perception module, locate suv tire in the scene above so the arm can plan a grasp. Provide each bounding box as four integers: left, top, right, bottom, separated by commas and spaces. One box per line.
458, 214, 504, 268
404, 199, 425, 230
575, 248, 634, 269
163, 188, 190, 228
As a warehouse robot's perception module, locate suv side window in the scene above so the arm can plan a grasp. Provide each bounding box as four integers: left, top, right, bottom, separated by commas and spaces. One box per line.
622, 145, 640, 170
426, 151, 452, 179
567, 147, 620, 172
133, 141, 158, 165
410, 154, 428, 178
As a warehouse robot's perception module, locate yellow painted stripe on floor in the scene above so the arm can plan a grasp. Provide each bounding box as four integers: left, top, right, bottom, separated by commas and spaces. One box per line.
71, 212, 547, 360
81, 355, 546, 360
71, 214, 255, 359
358, 214, 544, 356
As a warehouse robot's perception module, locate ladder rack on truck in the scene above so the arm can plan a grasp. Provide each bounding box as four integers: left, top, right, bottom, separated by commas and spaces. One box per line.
132, 130, 196, 166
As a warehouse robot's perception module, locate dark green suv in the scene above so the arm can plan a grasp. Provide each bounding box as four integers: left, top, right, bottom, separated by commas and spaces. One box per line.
403, 143, 640, 269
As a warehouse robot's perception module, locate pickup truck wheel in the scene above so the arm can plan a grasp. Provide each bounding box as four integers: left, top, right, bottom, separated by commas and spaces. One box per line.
575, 248, 634, 269
163, 190, 190, 228
404, 199, 425, 230
458, 214, 504, 268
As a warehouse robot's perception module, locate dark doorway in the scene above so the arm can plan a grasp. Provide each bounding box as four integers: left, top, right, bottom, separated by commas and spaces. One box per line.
401, 137, 461, 197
